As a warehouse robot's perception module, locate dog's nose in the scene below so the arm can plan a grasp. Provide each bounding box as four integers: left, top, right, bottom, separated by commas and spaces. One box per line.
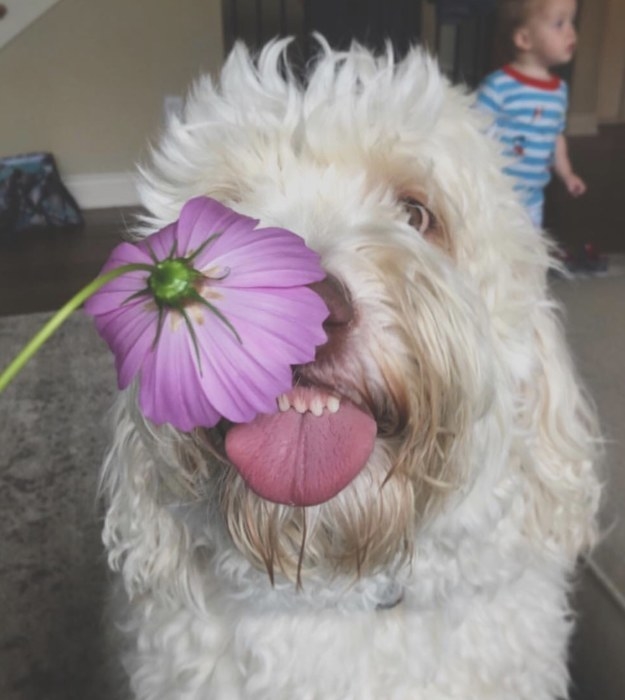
309, 275, 353, 360
310, 275, 353, 327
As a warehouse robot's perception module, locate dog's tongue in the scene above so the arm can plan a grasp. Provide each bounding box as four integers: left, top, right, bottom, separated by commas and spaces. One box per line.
225, 388, 377, 506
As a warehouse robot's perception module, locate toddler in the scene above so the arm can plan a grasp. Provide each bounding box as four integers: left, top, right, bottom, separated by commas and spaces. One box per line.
476, 0, 586, 227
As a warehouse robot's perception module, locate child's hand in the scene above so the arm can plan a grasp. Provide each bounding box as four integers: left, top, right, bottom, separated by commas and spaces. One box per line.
565, 173, 587, 197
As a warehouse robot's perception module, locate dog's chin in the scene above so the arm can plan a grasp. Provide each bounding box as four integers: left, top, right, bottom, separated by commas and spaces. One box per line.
192, 356, 462, 583
185, 360, 413, 582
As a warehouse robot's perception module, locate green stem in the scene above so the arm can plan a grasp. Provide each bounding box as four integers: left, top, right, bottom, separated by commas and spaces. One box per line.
0, 263, 152, 393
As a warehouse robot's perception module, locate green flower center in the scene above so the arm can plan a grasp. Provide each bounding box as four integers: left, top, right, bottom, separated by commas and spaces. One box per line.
148, 259, 199, 307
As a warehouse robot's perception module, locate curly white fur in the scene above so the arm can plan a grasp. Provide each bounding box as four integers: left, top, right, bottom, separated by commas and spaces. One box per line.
100, 38, 600, 699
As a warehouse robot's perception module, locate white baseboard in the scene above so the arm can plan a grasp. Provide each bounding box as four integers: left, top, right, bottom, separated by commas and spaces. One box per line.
64, 172, 141, 210
567, 112, 599, 136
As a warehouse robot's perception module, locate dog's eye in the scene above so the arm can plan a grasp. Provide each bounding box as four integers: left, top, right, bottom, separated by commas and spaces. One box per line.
402, 197, 436, 235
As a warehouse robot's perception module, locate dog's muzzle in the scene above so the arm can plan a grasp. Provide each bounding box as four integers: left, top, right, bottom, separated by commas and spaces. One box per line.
224, 275, 378, 507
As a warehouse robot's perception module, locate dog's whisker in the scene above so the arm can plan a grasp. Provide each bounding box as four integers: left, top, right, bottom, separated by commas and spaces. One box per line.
419, 474, 456, 490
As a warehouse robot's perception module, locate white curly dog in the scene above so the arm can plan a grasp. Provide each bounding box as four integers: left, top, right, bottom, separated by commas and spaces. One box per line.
100, 38, 600, 699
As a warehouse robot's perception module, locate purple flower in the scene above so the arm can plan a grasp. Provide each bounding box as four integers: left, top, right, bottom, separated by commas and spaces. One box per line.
84, 197, 328, 431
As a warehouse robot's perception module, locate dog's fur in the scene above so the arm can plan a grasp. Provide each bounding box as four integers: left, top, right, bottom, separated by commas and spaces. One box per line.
101, 39, 600, 699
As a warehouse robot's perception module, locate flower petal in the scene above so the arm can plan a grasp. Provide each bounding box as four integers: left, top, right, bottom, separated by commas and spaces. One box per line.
198, 229, 326, 288
83, 273, 150, 316
138, 318, 221, 430
214, 286, 328, 365
192, 311, 293, 422
91, 300, 158, 388
136, 222, 180, 260
176, 197, 259, 258
99, 241, 154, 272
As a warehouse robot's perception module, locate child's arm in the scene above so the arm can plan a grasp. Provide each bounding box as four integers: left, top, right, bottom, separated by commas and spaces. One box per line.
554, 134, 587, 197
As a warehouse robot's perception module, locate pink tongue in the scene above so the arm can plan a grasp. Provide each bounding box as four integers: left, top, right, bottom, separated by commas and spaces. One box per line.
224, 389, 377, 506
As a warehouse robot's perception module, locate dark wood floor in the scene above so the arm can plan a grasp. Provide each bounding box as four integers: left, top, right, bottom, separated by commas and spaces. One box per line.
0, 123, 623, 318
0, 208, 136, 317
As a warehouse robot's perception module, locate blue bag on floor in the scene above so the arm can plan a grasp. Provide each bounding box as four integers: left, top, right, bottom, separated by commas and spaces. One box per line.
0, 152, 83, 236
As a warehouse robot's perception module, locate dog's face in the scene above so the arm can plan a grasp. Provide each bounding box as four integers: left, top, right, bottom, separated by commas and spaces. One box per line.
123, 40, 554, 584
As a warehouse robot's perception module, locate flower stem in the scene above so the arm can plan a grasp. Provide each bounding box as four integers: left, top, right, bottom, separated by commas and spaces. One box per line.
0, 263, 152, 393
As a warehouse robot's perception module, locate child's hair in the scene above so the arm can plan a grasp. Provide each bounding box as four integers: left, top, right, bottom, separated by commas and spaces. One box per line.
494, 0, 549, 63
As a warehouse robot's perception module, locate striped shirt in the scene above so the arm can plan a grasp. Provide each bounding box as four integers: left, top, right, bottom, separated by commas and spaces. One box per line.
476, 65, 568, 208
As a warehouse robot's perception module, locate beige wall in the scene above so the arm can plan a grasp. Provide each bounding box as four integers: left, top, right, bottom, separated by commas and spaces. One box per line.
569, 0, 606, 124
0, 0, 224, 180
569, 0, 625, 133
596, 0, 625, 123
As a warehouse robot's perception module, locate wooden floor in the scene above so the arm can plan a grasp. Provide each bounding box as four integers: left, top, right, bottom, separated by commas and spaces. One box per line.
0, 209, 136, 317
0, 123, 623, 318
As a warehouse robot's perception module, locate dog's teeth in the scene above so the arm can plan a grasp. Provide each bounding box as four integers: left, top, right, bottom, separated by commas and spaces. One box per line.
310, 397, 324, 416
327, 396, 340, 413
278, 392, 340, 415
293, 396, 307, 413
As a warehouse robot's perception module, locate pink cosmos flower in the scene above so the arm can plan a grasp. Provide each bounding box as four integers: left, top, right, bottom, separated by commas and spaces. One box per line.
84, 197, 328, 431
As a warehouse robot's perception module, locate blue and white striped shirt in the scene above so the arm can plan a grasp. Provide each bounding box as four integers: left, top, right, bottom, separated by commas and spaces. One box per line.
476, 65, 568, 208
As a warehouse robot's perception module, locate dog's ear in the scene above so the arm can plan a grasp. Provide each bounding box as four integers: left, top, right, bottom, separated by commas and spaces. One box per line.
520, 303, 601, 557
